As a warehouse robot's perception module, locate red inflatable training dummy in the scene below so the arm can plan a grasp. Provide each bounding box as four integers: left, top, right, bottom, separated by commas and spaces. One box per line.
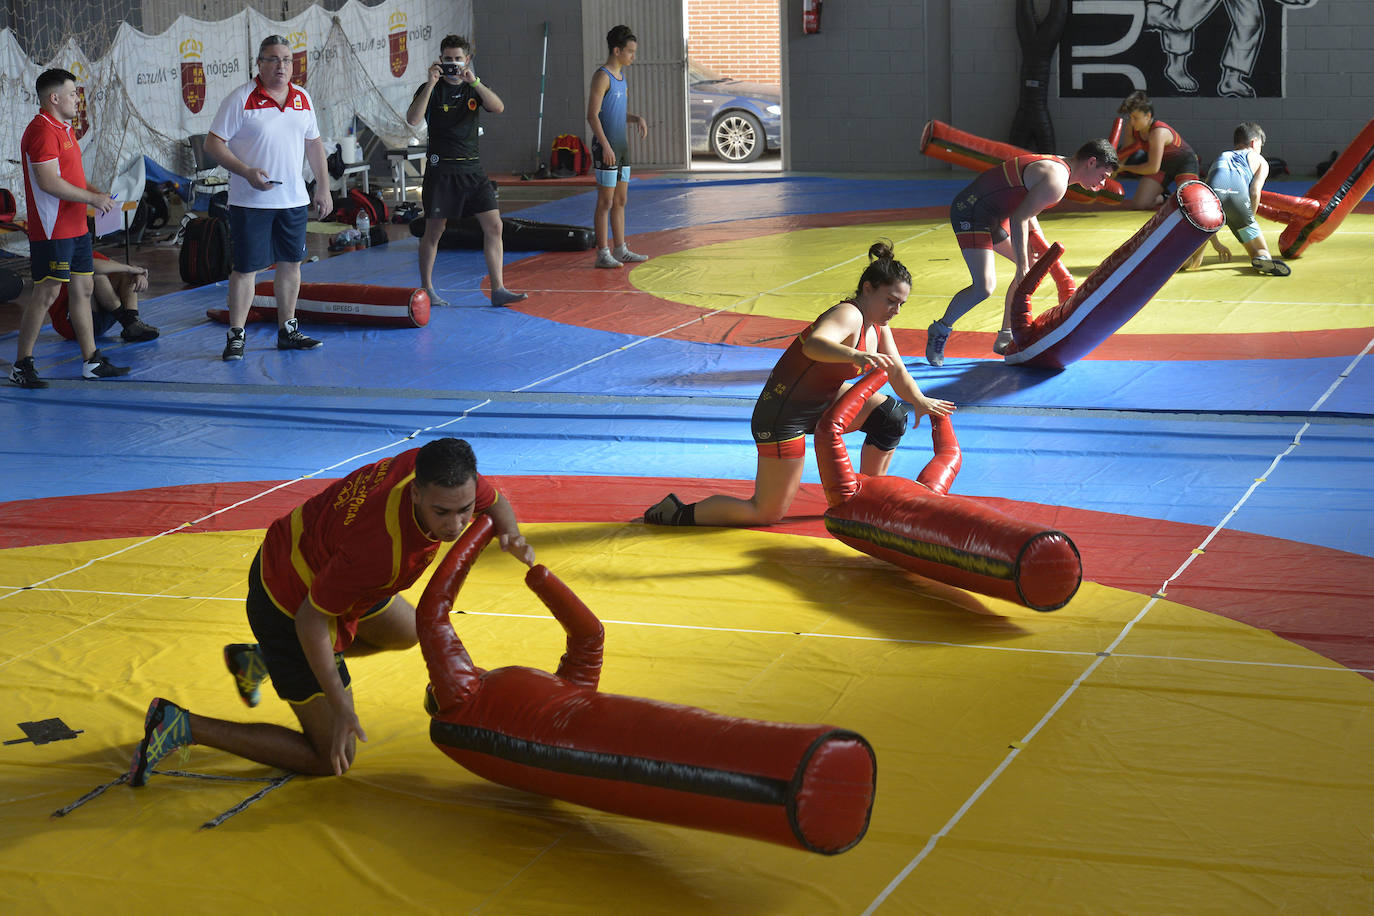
418, 515, 877, 855
920, 119, 1127, 205
205, 282, 430, 328
1005, 180, 1223, 368
814, 370, 1081, 611
1257, 116, 1374, 259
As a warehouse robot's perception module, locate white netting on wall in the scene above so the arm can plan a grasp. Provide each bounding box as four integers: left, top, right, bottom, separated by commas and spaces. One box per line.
0, 0, 468, 246
306, 18, 416, 150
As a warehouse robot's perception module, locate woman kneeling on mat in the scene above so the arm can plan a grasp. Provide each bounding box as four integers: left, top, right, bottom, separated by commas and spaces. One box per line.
644, 241, 956, 528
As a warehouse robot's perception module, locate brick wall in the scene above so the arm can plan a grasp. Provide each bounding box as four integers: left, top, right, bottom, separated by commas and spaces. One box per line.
688, 0, 780, 84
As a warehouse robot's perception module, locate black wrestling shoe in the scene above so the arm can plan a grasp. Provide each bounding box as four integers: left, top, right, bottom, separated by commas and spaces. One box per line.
9, 357, 47, 389
277, 318, 322, 350
82, 350, 130, 379
120, 317, 160, 342
644, 493, 694, 526
222, 327, 245, 361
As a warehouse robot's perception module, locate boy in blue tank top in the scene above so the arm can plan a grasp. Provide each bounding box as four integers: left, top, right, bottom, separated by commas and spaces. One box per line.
587, 24, 650, 269
1200, 121, 1289, 276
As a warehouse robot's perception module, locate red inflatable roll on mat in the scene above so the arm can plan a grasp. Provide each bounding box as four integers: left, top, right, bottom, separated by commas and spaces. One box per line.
814, 371, 1081, 611
418, 515, 877, 855
205, 282, 430, 328
920, 119, 1126, 205
1267, 116, 1374, 258
1005, 180, 1223, 369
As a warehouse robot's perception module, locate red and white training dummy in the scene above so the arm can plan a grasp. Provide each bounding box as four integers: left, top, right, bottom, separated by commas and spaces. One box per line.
206, 282, 430, 328
1004, 180, 1223, 368
417, 514, 877, 854
815, 369, 1081, 611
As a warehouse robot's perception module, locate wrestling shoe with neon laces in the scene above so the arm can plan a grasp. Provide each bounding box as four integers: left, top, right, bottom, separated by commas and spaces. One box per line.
129, 697, 192, 787
224, 643, 269, 707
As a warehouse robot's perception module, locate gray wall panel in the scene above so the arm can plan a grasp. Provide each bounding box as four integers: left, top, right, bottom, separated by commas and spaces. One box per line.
581, 0, 687, 169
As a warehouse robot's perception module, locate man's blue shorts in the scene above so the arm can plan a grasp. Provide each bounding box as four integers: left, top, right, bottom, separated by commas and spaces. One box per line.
30, 233, 94, 283
228, 205, 308, 273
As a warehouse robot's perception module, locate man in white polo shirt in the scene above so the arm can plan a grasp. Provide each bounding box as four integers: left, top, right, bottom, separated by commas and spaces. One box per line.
205, 34, 334, 361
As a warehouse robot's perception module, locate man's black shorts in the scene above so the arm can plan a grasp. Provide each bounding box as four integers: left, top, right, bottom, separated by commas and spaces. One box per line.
422, 167, 498, 221
244, 550, 389, 705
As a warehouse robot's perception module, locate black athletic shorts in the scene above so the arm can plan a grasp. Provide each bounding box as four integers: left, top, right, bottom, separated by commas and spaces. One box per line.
245, 550, 389, 705
422, 166, 499, 221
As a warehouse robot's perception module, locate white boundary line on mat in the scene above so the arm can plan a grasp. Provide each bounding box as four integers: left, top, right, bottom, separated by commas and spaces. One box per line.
860, 337, 1374, 914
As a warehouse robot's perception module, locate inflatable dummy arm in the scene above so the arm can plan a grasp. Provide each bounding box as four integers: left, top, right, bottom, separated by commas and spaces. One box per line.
920, 119, 1127, 205
416, 515, 877, 854
1259, 116, 1374, 258
815, 370, 1081, 611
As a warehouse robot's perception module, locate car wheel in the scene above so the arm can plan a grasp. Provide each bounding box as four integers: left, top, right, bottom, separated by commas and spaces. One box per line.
710, 111, 765, 163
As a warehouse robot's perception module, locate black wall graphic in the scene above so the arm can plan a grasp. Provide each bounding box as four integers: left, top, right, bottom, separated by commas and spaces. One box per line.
1059, 0, 1320, 99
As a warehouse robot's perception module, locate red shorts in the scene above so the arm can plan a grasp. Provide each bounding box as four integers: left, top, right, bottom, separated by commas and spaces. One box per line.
755, 435, 805, 460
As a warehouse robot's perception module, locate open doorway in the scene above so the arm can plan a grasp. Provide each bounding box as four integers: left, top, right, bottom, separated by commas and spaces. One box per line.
685, 0, 783, 171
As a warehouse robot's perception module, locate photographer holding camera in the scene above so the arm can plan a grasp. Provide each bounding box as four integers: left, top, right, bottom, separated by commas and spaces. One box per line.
405, 34, 526, 309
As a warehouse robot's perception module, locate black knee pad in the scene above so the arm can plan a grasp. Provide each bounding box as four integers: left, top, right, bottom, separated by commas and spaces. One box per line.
861, 396, 909, 452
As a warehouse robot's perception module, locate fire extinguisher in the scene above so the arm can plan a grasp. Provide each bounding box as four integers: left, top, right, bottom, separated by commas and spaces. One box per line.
803, 0, 822, 34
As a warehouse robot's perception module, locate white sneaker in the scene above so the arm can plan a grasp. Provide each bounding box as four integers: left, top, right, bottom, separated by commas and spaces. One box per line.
992, 328, 1015, 355
594, 248, 623, 269
613, 245, 648, 263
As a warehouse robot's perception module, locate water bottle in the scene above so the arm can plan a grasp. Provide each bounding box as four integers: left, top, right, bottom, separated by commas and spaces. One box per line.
355, 209, 370, 247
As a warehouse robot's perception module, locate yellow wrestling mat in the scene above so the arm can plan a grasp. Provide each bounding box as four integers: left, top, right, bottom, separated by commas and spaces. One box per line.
629, 211, 1374, 336
3, 524, 1372, 913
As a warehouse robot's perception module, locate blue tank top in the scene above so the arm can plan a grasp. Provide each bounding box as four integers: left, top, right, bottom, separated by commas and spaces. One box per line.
597, 66, 628, 152
1210, 148, 1254, 183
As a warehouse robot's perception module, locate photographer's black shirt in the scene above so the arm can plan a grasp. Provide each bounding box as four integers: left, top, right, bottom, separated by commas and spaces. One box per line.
416, 80, 482, 173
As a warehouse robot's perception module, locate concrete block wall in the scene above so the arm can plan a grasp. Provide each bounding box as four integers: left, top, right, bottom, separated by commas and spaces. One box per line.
469, 0, 1371, 176
1050, 0, 1374, 177
781, 0, 1372, 176
472, 1, 589, 175
781, 0, 932, 172
687, 0, 780, 84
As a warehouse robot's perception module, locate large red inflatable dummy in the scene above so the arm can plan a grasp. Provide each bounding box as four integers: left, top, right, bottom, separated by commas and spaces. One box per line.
1003, 180, 1223, 368
206, 282, 430, 328
920, 119, 1127, 205
417, 515, 876, 854
1256, 116, 1374, 259
815, 370, 1080, 611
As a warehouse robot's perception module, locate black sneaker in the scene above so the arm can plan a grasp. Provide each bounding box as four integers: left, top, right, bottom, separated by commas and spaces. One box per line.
277, 318, 322, 351
82, 350, 130, 380
120, 317, 160, 342
222, 327, 245, 361
9, 357, 48, 389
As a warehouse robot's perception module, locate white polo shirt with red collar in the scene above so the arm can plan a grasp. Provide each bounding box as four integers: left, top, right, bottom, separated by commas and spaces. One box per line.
208, 77, 321, 209
20, 110, 89, 241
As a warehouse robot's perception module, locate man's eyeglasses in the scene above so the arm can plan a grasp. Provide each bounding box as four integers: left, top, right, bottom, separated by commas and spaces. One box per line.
259, 56, 293, 65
